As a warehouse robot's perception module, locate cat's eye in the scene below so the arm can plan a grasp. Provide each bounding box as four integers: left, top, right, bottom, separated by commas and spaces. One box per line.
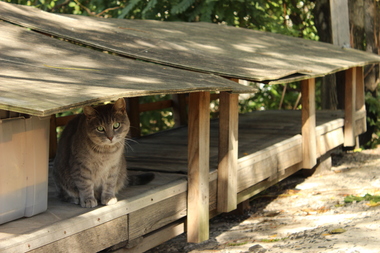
113, 122, 121, 129
96, 126, 105, 132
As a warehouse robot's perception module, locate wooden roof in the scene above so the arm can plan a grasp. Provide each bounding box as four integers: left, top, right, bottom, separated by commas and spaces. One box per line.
1, 2, 380, 84
0, 20, 251, 116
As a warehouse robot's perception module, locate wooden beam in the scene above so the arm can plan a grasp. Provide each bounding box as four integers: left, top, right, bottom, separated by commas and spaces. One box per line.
355, 66, 367, 133
356, 67, 365, 112
187, 91, 210, 243
330, 0, 351, 47
29, 216, 129, 253
344, 68, 357, 147
138, 99, 173, 112
172, 94, 188, 126
301, 78, 317, 169
55, 114, 76, 127
121, 222, 185, 253
127, 97, 141, 138
49, 114, 57, 158
217, 92, 238, 213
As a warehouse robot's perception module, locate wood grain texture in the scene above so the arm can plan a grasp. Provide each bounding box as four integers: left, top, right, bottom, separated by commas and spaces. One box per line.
344, 68, 356, 147
121, 222, 185, 253
330, 0, 351, 47
1, 2, 379, 85
217, 92, 238, 213
0, 173, 186, 253
355, 66, 367, 134
127, 97, 141, 138
129, 192, 186, 240
0, 21, 251, 116
29, 216, 128, 253
301, 78, 317, 169
187, 92, 210, 243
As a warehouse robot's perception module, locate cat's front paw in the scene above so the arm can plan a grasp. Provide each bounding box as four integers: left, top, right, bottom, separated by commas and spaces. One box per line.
101, 196, 118, 205
81, 197, 98, 208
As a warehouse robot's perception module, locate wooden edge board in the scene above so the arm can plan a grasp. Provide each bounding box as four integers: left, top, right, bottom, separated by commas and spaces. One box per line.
0, 87, 242, 117
29, 216, 129, 253
119, 221, 185, 253
315, 118, 344, 136
267, 61, 373, 85
237, 162, 303, 203
0, 178, 187, 253
238, 135, 303, 165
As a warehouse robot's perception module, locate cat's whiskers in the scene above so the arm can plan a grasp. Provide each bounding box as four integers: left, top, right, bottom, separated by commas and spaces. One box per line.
124, 138, 137, 152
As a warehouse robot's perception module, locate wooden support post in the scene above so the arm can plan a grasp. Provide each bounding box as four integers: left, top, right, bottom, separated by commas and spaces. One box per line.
301, 78, 317, 169
49, 114, 58, 158
126, 97, 141, 138
344, 68, 357, 147
355, 66, 367, 133
356, 67, 365, 112
217, 92, 238, 213
330, 0, 351, 47
172, 94, 188, 127
187, 91, 210, 243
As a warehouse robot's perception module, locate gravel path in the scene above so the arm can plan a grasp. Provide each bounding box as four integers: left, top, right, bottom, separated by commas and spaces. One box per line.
147, 147, 380, 253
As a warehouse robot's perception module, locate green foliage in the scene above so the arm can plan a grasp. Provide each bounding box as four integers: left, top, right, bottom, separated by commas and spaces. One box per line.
363, 87, 380, 148
6, 0, 318, 40
239, 82, 302, 113
139, 95, 175, 135
344, 193, 380, 204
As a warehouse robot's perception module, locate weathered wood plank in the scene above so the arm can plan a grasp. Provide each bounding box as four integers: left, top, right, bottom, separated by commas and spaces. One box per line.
172, 94, 188, 126
127, 97, 141, 138
317, 128, 344, 156
344, 68, 357, 146
1, 2, 379, 86
237, 135, 302, 192
330, 0, 351, 47
0, 21, 251, 117
129, 192, 186, 241
217, 92, 238, 213
187, 92, 210, 243
301, 78, 317, 169
29, 216, 128, 253
0, 173, 186, 253
120, 222, 185, 253
49, 115, 57, 158
355, 66, 367, 135
355, 110, 367, 136
237, 162, 303, 203
126, 110, 346, 175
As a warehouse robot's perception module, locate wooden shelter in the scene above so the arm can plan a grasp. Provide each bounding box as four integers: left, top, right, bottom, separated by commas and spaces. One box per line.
0, 2, 380, 252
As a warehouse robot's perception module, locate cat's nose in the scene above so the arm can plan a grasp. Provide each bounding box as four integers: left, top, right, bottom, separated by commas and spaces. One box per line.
107, 136, 113, 141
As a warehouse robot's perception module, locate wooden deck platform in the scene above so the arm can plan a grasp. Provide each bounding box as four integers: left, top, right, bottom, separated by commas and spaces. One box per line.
0, 110, 352, 253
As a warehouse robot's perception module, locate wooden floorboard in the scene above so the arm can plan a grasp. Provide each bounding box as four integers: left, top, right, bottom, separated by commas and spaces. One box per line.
127, 110, 344, 174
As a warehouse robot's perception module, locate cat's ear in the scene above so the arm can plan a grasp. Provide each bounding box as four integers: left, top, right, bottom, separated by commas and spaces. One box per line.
113, 98, 127, 114
83, 106, 97, 119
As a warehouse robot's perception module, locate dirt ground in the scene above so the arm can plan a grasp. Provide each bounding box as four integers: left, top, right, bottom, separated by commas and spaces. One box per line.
147, 146, 380, 253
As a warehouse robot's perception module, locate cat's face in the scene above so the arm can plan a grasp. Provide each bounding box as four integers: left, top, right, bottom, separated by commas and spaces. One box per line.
83, 98, 130, 146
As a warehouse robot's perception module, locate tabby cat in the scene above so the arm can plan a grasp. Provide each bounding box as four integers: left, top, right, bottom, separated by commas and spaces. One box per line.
53, 98, 154, 208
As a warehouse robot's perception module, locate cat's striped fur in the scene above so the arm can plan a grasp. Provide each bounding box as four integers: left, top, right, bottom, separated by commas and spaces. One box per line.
53, 98, 153, 208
